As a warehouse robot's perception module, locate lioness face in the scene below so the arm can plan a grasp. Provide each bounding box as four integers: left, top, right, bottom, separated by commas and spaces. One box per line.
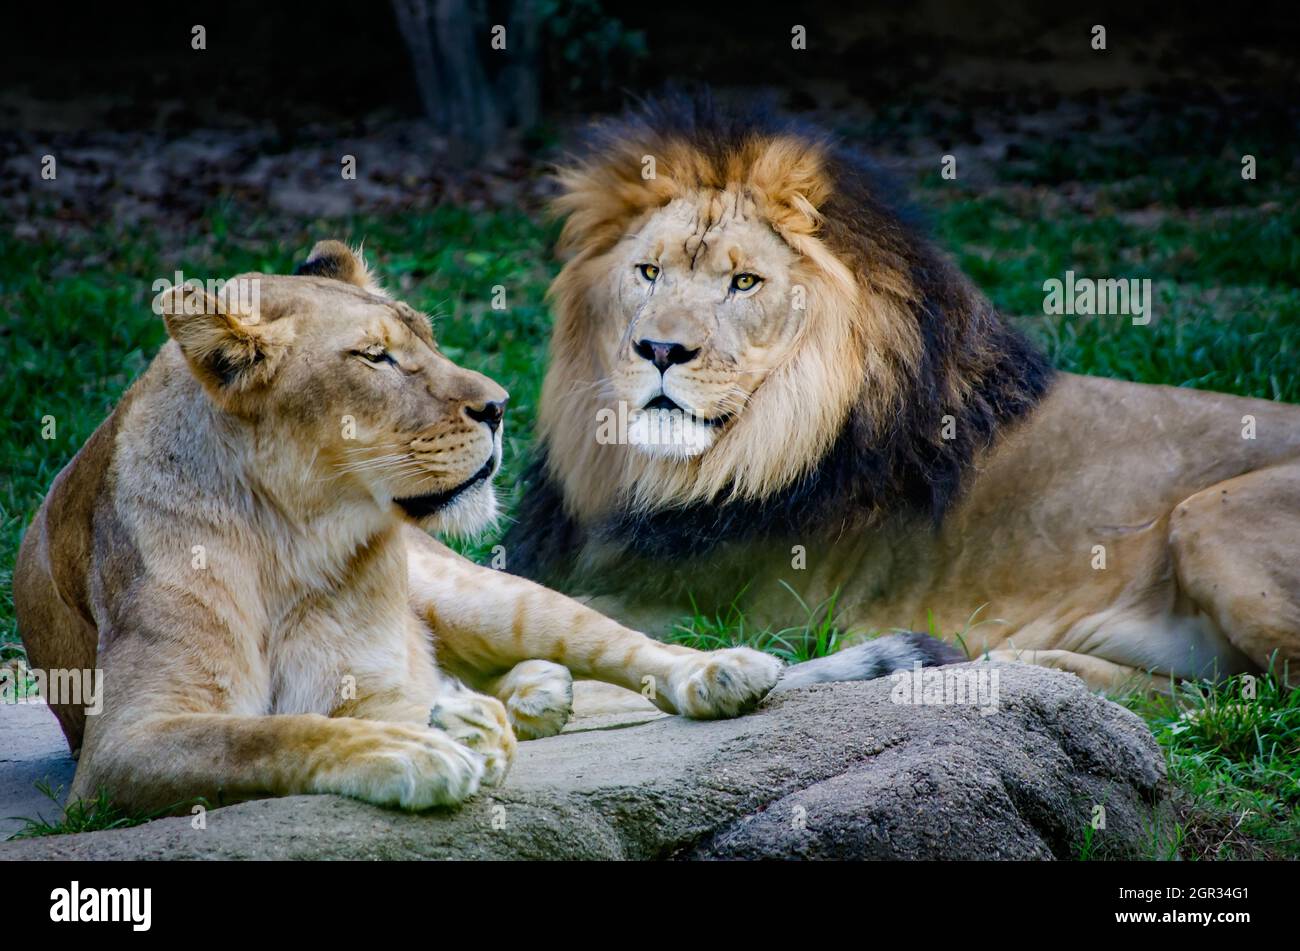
167, 267, 508, 537
272, 280, 508, 535
603, 190, 800, 459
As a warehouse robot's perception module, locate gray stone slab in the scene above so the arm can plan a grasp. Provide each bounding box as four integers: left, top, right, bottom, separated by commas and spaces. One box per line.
0, 701, 75, 839
0, 665, 1168, 859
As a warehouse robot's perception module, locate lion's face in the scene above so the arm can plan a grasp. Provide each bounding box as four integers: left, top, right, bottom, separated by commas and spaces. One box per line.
162, 242, 507, 536
603, 191, 800, 459
540, 118, 916, 518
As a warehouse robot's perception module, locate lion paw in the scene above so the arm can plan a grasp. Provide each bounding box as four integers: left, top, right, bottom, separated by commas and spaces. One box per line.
429, 686, 516, 786
319, 722, 486, 811
496, 660, 574, 740
667, 647, 783, 719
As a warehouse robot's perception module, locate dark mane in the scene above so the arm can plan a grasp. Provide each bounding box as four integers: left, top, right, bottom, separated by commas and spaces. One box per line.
506, 95, 1054, 582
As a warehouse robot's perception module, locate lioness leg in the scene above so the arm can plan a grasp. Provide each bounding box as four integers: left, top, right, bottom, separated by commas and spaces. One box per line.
480, 660, 576, 740
74, 708, 486, 814
71, 590, 491, 813
337, 681, 515, 784
405, 528, 782, 733
11, 507, 98, 752
1169, 461, 1300, 680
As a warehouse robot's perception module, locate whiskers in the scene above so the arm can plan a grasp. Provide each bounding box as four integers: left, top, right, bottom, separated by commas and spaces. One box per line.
708, 385, 751, 421
334, 444, 450, 488
336, 447, 415, 475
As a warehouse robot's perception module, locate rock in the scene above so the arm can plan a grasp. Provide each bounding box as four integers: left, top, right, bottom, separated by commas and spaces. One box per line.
0, 664, 1167, 860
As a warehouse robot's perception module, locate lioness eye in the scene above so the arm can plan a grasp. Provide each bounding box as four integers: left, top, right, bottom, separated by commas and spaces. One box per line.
637, 263, 660, 282
353, 347, 397, 367
731, 273, 761, 292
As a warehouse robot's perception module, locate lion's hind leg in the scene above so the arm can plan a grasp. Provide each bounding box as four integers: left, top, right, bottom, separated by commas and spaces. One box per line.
1169, 461, 1300, 682
982, 648, 1172, 694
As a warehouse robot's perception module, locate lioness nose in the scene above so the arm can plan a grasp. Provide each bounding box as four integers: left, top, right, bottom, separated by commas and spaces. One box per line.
634, 339, 699, 373
465, 398, 507, 432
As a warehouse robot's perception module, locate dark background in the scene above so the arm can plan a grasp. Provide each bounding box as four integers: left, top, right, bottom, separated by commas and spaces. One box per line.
4, 0, 1297, 133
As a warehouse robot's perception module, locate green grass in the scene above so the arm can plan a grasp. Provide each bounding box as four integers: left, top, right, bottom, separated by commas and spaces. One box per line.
8, 780, 208, 838
1124, 669, 1300, 859
663, 584, 1003, 664
2, 133, 1297, 851
665, 582, 854, 663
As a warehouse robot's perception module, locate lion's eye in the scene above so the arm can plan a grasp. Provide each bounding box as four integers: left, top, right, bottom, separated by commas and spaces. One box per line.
731, 273, 762, 292
353, 346, 397, 367
637, 263, 660, 282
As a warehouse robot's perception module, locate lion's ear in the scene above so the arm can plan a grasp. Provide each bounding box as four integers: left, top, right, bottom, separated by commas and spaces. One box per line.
552, 141, 682, 258
747, 137, 832, 236
158, 284, 278, 392
294, 240, 389, 297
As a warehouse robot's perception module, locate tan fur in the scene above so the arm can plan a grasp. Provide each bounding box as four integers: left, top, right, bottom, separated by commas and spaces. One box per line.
535, 132, 1300, 692
14, 243, 780, 813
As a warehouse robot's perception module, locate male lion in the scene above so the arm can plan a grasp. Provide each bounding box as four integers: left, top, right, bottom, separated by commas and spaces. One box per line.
13, 241, 782, 814
504, 100, 1300, 692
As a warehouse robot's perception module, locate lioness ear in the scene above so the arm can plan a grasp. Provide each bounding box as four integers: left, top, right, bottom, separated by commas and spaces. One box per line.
159, 284, 277, 392
293, 240, 388, 297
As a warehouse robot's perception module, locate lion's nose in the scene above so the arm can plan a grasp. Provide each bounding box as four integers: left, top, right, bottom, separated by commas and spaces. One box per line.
634, 339, 699, 373
465, 398, 507, 432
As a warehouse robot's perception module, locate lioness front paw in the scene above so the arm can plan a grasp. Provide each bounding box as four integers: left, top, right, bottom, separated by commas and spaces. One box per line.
667, 647, 783, 719
429, 686, 516, 786
320, 722, 485, 810
496, 659, 574, 740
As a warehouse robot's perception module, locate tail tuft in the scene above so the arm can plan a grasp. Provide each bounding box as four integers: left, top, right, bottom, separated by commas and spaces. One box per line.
771, 632, 965, 693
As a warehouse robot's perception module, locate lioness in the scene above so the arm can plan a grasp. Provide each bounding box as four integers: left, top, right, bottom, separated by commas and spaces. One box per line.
504, 100, 1300, 692
13, 241, 782, 813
